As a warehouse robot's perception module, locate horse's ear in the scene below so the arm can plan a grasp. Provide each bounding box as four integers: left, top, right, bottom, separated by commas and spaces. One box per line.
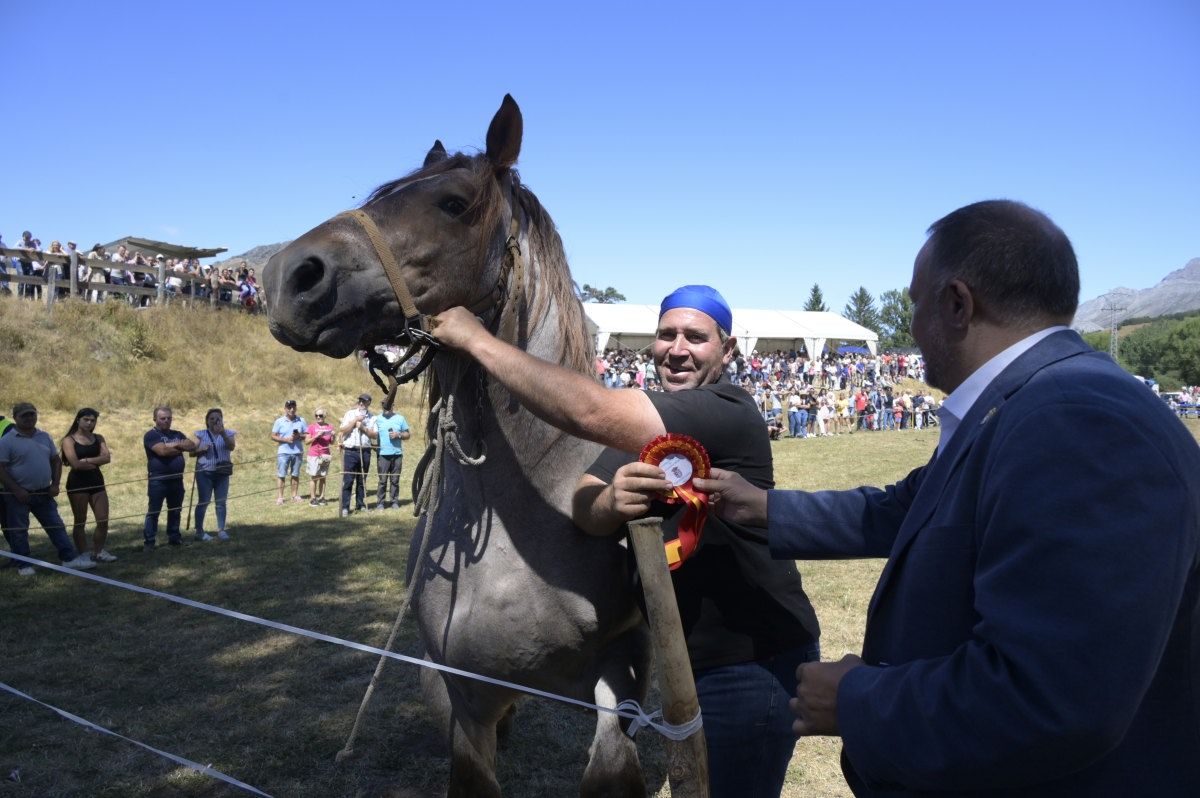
423, 140, 448, 167
485, 94, 522, 174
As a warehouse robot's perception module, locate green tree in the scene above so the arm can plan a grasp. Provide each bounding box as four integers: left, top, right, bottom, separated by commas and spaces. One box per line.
878, 288, 914, 348
1159, 316, 1200, 385
579, 284, 626, 303
803, 283, 828, 312
843, 286, 881, 334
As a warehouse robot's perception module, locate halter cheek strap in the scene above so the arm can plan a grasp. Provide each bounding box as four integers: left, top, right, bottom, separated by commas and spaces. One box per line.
335, 179, 526, 403
338, 209, 422, 324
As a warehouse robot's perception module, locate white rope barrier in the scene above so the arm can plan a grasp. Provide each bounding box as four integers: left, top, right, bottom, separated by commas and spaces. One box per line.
0, 680, 272, 797
0, 550, 702, 741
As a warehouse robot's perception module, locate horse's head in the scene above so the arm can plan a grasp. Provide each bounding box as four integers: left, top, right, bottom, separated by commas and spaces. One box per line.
264, 96, 526, 358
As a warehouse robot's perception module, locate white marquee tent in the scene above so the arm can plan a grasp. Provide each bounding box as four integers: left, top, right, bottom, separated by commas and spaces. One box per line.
583, 303, 880, 357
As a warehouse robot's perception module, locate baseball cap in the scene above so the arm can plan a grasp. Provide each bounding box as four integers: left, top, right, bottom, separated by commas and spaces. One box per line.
358, 393, 372, 403
12, 402, 37, 417
284, 399, 297, 408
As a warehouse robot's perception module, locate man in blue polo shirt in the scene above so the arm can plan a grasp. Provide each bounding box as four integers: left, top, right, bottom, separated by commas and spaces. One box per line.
271, 399, 307, 504
1, 402, 96, 574
369, 399, 410, 510
143, 405, 197, 550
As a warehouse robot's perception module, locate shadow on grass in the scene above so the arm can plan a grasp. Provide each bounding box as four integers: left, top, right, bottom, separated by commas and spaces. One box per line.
0, 511, 668, 797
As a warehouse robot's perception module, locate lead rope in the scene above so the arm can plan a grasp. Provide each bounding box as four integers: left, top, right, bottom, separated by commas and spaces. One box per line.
337, 187, 522, 764
336, 393, 486, 763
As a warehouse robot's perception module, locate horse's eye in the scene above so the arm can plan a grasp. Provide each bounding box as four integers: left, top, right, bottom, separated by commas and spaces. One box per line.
439, 197, 469, 217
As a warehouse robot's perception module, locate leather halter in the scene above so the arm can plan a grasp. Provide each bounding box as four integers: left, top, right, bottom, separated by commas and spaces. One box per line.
336, 177, 525, 403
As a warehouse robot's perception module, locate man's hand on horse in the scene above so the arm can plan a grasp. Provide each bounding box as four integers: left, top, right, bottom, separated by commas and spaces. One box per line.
790, 654, 864, 737
429, 306, 487, 351
693, 468, 768, 526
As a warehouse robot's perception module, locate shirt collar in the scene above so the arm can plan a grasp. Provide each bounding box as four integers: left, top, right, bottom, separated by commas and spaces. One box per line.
937, 326, 1069, 455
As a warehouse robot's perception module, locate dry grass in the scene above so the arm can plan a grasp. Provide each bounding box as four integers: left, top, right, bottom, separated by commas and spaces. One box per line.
3, 296, 1197, 797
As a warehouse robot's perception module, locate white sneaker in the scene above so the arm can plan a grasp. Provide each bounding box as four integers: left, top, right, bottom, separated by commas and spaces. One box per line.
17, 566, 35, 576
93, 549, 118, 562
196, 532, 214, 542
62, 555, 97, 571
217, 531, 231, 541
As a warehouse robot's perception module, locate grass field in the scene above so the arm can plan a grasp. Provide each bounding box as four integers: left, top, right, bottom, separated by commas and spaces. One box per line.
3, 298, 1198, 797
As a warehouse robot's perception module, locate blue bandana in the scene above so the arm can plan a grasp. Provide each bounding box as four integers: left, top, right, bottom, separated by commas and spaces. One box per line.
659, 285, 732, 335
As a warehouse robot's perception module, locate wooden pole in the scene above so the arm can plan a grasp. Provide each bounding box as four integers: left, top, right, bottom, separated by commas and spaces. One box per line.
627, 516, 709, 798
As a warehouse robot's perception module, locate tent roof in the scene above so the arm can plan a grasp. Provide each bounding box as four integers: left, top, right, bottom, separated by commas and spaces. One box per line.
582, 303, 879, 347
101, 236, 227, 260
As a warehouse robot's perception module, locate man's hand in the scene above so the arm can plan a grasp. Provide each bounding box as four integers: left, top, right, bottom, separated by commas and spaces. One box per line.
429, 306, 487, 352
11, 486, 31, 504
176, 438, 197, 453
790, 654, 864, 736
607, 462, 671, 522
692, 468, 768, 526
47, 485, 60, 499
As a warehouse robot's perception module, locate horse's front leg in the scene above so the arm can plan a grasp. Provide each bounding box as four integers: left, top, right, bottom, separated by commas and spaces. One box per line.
425, 667, 511, 798
581, 626, 651, 798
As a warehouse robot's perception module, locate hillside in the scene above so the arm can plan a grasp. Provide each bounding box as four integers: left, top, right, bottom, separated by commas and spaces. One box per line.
1075, 257, 1200, 332
211, 241, 290, 271
0, 296, 424, 417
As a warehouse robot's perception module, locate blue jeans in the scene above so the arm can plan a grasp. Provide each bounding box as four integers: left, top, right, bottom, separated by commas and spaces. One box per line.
3, 491, 79, 563
194, 470, 230, 534
694, 643, 820, 798
144, 476, 185, 544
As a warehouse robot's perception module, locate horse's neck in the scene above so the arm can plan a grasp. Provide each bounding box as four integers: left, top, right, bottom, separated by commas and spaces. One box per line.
435, 294, 597, 505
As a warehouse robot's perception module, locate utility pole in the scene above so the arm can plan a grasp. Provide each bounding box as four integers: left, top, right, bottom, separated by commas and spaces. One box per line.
1102, 293, 1127, 361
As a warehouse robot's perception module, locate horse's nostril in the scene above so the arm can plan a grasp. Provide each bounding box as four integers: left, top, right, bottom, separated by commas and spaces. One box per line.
293, 256, 325, 294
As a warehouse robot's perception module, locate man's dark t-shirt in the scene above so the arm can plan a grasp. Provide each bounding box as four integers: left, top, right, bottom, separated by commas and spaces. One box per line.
587, 378, 820, 670
144, 428, 187, 480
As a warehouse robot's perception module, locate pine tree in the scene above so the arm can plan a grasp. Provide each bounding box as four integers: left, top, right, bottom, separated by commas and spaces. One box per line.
843, 286, 881, 334
803, 283, 828, 312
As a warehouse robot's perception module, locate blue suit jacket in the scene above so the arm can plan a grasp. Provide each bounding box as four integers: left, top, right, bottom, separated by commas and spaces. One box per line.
769, 330, 1200, 796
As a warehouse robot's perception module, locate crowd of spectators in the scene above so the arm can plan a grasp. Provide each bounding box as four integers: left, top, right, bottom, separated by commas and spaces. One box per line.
1, 229, 261, 311
597, 346, 936, 438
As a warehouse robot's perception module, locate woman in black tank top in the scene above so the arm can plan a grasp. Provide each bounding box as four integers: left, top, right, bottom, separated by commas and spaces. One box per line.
61, 408, 115, 563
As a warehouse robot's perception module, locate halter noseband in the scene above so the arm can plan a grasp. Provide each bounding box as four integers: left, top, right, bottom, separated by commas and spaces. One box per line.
336, 177, 525, 403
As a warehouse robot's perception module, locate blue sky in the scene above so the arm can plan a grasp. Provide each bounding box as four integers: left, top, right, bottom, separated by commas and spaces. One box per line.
5, 0, 1197, 311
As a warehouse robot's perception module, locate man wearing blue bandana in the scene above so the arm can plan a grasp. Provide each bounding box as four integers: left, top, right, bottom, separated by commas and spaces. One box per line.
433, 285, 821, 797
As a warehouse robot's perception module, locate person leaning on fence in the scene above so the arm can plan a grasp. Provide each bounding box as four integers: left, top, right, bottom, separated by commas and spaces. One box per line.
305, 407, 335, 507
271, 400, 306, 505
369, 399, 410, 511
142, 405, 197, 550
338, 393, 375, 517
0, 402, 96, 575
60, 407, 115, 563
192, 408, 236, 542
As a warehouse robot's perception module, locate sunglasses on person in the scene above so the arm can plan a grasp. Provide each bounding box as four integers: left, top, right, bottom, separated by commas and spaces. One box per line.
315, 414, 325, 418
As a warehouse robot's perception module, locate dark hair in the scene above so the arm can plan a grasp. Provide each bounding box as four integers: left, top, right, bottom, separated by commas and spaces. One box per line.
205, 408, 223, 425
925, 200, 1079, 325
65, 407, 100, 439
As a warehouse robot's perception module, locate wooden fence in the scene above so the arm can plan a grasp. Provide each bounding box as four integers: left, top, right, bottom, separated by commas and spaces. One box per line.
0, 248, 257, 312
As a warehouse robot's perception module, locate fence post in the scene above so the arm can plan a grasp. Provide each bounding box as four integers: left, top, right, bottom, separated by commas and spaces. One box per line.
627, 516, 709, 798
46, 266, 56, 312
69, 251, 79, 298
157, 262, 165, 305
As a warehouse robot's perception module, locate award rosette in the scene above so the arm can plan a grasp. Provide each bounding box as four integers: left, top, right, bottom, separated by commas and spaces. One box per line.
639, 433, 712, 571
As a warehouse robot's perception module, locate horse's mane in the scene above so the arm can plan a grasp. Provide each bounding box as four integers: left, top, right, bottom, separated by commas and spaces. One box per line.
365, 154, 594, 377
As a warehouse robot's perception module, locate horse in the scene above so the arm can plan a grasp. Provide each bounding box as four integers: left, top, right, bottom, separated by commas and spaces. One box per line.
262, 96, 650, 797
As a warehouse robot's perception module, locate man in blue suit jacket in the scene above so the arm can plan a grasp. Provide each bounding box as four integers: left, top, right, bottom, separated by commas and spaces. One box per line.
696, 200, 1200, 796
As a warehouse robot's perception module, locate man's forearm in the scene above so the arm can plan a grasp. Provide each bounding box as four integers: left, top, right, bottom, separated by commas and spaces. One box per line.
466, 334, 661, 452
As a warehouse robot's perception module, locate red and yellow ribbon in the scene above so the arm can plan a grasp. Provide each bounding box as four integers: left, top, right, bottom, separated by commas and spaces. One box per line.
639, 433, 711, 570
